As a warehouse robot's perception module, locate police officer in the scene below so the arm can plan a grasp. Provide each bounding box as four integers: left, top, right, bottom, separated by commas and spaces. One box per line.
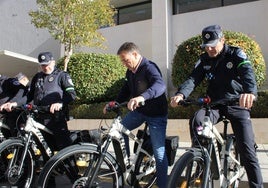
0, 73, 29, 137
170, 25, 263, 188
7, 52, 76, 151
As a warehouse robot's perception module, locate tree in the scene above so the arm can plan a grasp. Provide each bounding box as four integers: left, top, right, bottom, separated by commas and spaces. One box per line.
29, 0, 115, 71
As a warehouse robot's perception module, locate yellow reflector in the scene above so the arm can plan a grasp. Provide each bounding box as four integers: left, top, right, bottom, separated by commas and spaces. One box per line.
76, 160, 87, 167
196, 179, 201, 183
35, 149, 41, 155
7, 153, 14, 159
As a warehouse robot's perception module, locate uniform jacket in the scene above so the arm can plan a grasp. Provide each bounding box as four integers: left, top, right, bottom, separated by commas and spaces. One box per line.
116, 57, 168, 117
177, 44, 257, 101
0, 75, 28, 105
27, 68, 76, 106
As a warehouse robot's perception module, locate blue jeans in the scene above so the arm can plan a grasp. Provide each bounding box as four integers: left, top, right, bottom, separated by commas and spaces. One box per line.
121, 110, 168, 188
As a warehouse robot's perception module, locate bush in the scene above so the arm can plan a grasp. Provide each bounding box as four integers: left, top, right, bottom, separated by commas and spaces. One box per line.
172, 31, 266, 98
69, 90, 268, 119
58, 53, 126, 104
251, 90, 268, 118
69, 102, 128, 119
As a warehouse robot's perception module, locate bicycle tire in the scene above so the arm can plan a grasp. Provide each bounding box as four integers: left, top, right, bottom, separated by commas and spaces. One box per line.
133, 150, 156, 188
37, 143, 124, 188
167, 149, 211, 188
0, 138, 35, 188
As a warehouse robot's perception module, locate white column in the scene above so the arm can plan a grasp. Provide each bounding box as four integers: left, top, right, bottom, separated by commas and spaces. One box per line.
151, 0, 173, 96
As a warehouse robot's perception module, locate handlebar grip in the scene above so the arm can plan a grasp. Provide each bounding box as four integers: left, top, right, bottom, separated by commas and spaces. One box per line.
106, 101, 145, 112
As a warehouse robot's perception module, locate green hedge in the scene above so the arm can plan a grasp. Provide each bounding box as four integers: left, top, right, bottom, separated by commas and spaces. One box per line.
57, 53, 126, 104
172, 31, 266, 98
69, 90, 268, 119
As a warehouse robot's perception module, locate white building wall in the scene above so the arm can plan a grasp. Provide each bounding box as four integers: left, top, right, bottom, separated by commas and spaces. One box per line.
0, 0, 61, 60
95, 0, 268, 95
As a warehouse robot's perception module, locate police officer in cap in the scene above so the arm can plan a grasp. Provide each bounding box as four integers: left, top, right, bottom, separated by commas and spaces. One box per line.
170, 25, 263, 187
7, 52, 76, 151
0, 73, 29, 138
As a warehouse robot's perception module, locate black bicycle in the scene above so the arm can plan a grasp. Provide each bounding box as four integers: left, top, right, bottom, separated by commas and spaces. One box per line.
37, 101, 178, 188
0, 104, 95, 188
168, 97, 245, 188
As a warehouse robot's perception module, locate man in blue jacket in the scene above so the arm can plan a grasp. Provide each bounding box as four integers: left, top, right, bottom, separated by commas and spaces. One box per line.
105, 42, 168, 188
171, 25, 263, 188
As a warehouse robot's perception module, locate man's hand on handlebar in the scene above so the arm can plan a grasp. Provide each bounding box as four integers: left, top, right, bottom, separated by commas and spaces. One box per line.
170, 94, 184, 108
128, 96, 145, 111
239, 93, 255, 109
103, 97, 145, 114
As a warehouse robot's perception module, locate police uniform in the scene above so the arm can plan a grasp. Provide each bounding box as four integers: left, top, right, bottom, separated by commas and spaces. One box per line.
176, 25, 263, 187
0, 74, 28, 137
27, 52, 76, 151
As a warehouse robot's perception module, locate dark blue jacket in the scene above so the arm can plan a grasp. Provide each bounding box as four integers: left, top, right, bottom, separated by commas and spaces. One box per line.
0, 75, 28, 105
116, 57, 168, 117
27, 68, 76, 106
177, 44, 257, 101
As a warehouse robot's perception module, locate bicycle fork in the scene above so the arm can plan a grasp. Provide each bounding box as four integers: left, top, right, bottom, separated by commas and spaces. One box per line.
85, 136, 113, 187
8, 133, 32, 178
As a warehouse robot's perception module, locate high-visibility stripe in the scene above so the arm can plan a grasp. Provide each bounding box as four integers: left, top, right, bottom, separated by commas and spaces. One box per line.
66, 87, 74, 91
237, 60, 251, 68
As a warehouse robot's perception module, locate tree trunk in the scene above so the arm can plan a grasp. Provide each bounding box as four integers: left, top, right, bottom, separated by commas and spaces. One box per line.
63, 44, 73, 71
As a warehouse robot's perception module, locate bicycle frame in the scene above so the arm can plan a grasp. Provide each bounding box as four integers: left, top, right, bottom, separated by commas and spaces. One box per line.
7, 108, 54, 176
192, 103, 243, 188
85, 112, 154, 187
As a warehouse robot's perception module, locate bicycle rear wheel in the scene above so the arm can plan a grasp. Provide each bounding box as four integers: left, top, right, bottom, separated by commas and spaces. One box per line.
133, 151, 156, 188
224, 135, 244, 188
0, 138, 34, 188
37, 143, 124, 188
167, 149, 209, 188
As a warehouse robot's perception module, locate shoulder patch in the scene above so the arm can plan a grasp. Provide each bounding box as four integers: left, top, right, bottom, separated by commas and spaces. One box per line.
194, 59, 201, 68
237, 50, 247, 59
68, 78, 74, 86
12, 80, 20, 86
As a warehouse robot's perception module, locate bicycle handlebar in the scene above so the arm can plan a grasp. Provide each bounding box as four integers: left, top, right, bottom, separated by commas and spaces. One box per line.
106, 101, 145, 112
16, 104, 62, 113
179, 97, 239, 107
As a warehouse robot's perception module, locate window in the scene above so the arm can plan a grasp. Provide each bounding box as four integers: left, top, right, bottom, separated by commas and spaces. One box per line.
115, 1, 152, 25
173, 0, 259, 14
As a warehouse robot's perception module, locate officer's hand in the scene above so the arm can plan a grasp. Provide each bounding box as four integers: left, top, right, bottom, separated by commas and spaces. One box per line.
128, 96, 145, 111
103, 104, 108, 114
239, 93, 255, 109
170, 94, 184, 108
0, 102, 17, 112
50, 103, 63, 114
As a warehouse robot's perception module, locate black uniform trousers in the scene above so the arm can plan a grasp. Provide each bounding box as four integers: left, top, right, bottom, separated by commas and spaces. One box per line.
189, 105, 263, 188
36, 113, 72, 152
1, 111, 26, 138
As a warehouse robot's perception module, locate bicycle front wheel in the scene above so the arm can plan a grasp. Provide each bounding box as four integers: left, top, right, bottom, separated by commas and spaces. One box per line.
167, 149, 208, 188
0, 138, 34, 188
37, 143, 124, 188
